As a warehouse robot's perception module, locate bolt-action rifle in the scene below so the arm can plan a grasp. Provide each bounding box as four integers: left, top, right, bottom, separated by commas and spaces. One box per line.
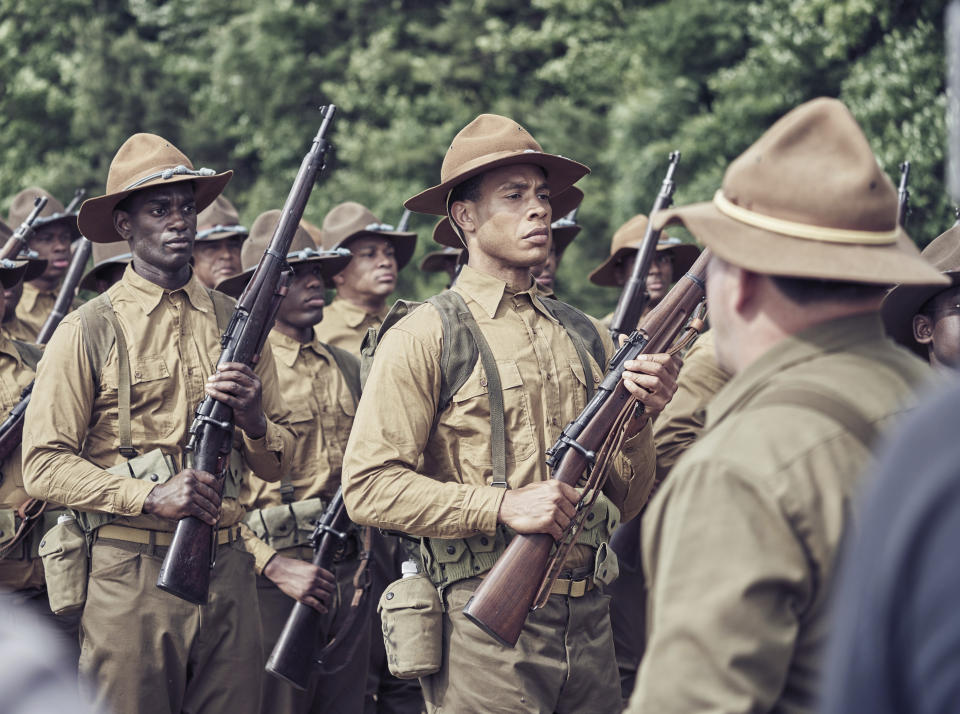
462, 248, 711, 647
156, 105, 338, 604
897, 161, 911, 228
607, 152, 681, 341
0, 196, 49, 261
36, 189, 88, 343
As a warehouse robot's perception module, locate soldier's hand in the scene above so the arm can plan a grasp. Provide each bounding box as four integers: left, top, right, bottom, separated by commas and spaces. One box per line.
497, 481, 580, 540
141, 469, 222, 525
263, 556, 336, 613
620, 351, 682, 432
205, 361, 267, 439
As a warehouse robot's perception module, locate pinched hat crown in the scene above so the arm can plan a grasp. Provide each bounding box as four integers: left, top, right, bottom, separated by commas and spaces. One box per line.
321, 201, 417, 269
7, 187, 79, 236
405, 113, 590, 216
78, 132, 232, 244
588, 213, 700, 287
654, 97, 948, 286
196, 195, 247, 242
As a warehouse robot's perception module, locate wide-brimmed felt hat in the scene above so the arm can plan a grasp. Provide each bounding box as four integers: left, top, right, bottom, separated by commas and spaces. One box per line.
882, 224, 960, 355
652, 97, 947, 287
215, 209, 353, 298
320, 202, 416, 269
589, 214, 700, 286
0, 258, 47, 289
6, 187, 80, 238
78, 133, 232, 244
78, 240, 134, 293
195, 195, 248, 243
405, 113, 590, 217
431, 186, 584, 249
301, 218, 323, 247
551, 209, 581, 256
419, 246, 465, 273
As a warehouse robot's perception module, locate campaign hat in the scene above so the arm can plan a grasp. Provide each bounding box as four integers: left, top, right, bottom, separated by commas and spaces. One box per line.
6, 187, 80, 239
77, 240, 134, 293
195, 195, 248, 244
589, 214, 700, 287
320, 202, 416, 270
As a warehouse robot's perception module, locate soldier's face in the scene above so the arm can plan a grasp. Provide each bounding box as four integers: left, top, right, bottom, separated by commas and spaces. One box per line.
615, 250, 675, 302
462, 164, 552, 270
114, 184, 197, 275
914, 285, 960, 370
192, 236, 243, 289
27, 224, 73, 282
333, 237, 397, 299
277, 263, 326, 329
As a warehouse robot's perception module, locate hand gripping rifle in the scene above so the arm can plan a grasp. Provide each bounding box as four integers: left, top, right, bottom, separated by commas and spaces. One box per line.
157, 105, 338, 604
36, 189, 88, 344
607, 152, 681, 342
0, 196, 49, 261
462, 248, 711, 647
897, 161, 911, 228
266, 488, 372, 689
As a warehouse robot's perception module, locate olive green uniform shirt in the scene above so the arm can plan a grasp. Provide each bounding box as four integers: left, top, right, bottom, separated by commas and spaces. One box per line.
0, 335, 41, 590
239, 327, 357, 572
630, 313, 935, 714
313, 298, 389, 353
21, 265, 295, 532
343, 265, 656, 552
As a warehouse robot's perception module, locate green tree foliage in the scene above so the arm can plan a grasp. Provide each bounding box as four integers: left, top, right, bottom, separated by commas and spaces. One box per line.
0, 0, 951, 314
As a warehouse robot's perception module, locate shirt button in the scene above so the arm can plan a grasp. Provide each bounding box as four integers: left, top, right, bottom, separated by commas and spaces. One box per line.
446, 545, 456, 555
480, 377, 488, 387
594, 375, 600, 383
150, 473, 159, 482
545, 373, 551, 381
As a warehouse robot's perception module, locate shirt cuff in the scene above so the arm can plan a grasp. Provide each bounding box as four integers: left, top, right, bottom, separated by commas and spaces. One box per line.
117, 478, 160, 517
460, 485, 507, 536
238, 521, 279, 575
243, 419, 284, 455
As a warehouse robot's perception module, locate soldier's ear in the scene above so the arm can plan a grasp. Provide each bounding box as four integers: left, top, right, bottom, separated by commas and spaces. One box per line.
913, 313, 934, 344
114, 209, 132, 241
449, 201, 475, 236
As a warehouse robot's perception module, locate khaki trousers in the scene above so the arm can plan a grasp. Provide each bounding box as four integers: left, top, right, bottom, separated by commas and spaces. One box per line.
257, 546, 372, 714
420, 577, 621, 714
79, 539, 262, 714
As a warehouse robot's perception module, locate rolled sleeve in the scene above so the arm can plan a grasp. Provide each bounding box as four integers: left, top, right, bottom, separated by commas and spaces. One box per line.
238, 521, 278, 575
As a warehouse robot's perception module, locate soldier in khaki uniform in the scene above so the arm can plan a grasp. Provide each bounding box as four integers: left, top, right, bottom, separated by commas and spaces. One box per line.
882, 223, 960, 371
0, 224, 46, 341
590, 215, 699, 328
218, 211, 368, 713
192, 195, 247, 290
628, 98, 948, 713
343, 113, 682, 713
6, 187, 82, 338
315, 202, 417, 353
76, 240, 134, 295
419, 246, 464, 289
530, 199, 582, 294
21, 133, 315, 714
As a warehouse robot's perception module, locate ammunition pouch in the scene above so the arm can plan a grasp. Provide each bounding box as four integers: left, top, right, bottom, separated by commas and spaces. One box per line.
0, 506, 69, 561
243, 497, 327, 552
420, 492, 621, 592
38, 515, 88, 614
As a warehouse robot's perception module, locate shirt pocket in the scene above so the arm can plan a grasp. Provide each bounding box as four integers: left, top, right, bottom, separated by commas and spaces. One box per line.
447, 360, 537, 468
97, 355, 175, 443
569, 358, 602, 414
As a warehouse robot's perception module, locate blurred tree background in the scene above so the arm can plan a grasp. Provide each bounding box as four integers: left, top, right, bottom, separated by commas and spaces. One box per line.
0, 0, 952, 315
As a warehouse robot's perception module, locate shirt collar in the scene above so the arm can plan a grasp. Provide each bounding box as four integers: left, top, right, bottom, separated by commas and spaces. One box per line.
120, 263, 213, 316
455, 264, 559, 322
330, 298, 390, 328
270, 327, 332, 368
19, 282, 48, 312
706, 311, 890, 429
0, 333, 22, 366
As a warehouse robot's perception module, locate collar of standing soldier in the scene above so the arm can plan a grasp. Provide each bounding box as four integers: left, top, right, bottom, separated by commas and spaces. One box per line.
120, 263, 215, 317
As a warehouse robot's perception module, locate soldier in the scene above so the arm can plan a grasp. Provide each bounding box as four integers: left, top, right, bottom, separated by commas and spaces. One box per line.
882, 223, 960, 371
21, 133, 313, 714
627, 98, 947, 713
315, 202, 417, 353
589, 215, 699, 327
191, 195, 247, 290
217, 210, 366, 714
419, 246, 464, 289
0, 221, 46, 341
530, 202, 582, 294
76, 241, 134, 295
5, 187, 82, 338
342, 113, 681, 713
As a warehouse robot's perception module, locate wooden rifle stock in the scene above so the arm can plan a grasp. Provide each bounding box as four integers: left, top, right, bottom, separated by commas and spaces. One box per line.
607, 152, 681, 341
462, 249, 711, 647
266, 489, 352, 690
156, 105, 337, 604
1, 196, 48, 261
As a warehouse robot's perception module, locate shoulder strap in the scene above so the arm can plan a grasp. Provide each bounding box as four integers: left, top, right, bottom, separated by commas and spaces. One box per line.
750, 385, 879, 448
360, 299, 425, 392
327, 344, 361, 406
207, 288, 235, 333
540, 297, 607, 400
11, 340, 42, 371
76, 293, 136, 458
427, 291, 507, 488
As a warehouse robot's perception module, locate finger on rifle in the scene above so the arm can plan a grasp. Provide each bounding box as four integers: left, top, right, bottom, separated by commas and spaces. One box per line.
556, 481, 581, 505
204, 384, 243, 407
304, 595, 328, 614
209, 368, 256, 387
623, 353, 682, 378
217, 362, 258, 380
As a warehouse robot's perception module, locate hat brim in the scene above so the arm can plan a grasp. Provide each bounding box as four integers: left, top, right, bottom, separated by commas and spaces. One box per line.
0, 261, 29, 289
881, 272, 960, 356
78, 255, 133, 292
432, 186, 585, 249
552, 225, 581, 255
419, 250, 464, 273
78, 171, 233, 244
215, 253, 352, 300
32, 213, 81, 239
194, 229, 248, 244
22, 257, 48, 282
588, 240, 700, 287
337, 231, 417, 271
405, 151, 589, 216
654, 201, 950, 286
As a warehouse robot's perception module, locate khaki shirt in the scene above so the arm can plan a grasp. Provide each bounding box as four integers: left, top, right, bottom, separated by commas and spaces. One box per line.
22, 265, 295, 532
239, 327, 357, 571
0, 335, 42, 590
14, 282, 56, 338
343, 265, 656, 550
313, 298, 389, 353
652, 330, 730, 485
1, 316, 35, 343
631, 313, 936, 714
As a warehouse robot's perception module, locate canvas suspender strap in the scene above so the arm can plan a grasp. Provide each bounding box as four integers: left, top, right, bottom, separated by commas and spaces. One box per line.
11, 340, 42, 370
207, 289, 235, 333
750, 385, 880, 448
327, 344, 361, 406
541, 298, 607, 401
